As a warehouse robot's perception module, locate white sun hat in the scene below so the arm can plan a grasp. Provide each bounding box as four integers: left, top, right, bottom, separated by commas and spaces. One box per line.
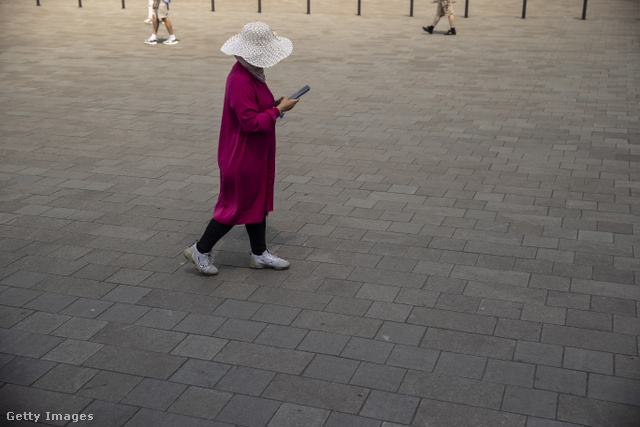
221, 21, 293, 68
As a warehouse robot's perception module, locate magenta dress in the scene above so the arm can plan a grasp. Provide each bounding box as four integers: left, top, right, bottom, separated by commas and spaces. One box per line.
212, 61, 281, 225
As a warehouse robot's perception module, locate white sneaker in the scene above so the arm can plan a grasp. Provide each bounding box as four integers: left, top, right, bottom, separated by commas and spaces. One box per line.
250, 250, 290, 270
163, 38, 179, 45
183, 243, 218, 275
144, 37, 157, 45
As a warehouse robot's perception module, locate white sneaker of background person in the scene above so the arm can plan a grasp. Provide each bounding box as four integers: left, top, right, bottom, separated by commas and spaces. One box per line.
163, 35, 178, 45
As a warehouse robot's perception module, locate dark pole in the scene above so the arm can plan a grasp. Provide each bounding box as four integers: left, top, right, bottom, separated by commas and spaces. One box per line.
122, 0, 125, 9
79, 0, 82, 7
357, 0, 361, 15
522, 0, 527, 19
212, 0, 215, 11
582, 0, 587, 19
258, 0, 261, 13
37, 0, 40, 5
409, 0, 413, 17
465, 0, 469, 18
307, 0, 310, 14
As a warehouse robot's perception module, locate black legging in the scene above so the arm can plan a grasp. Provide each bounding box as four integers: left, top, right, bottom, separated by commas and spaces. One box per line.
196, 217, 267, 256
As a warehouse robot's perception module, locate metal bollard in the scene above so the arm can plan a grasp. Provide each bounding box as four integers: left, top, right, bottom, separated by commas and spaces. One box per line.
522, 0, 527, 19
79, 0, 82, 7
465, 0, 469, 18
582, 0, 587, 19
36, 0, 40, 5
409, 0, 413, 17
258, 0, 261, 13
307, 0, 310, 14
212, 0, 215, 12
122, 0, 125, 9
357, 0, 361, 15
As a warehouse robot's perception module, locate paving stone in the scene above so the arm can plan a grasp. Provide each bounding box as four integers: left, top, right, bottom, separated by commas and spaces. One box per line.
501, 385, 558, 419
324, 412, 382, 427
267, 403, 330, 427
168, 386, 232, 420
42, 338, 103, 365
421, 328, 515, 360
350, 362, 406, 392
171, 334, 227, 360
434, 352, 487, 380
254, 324, 308, 349
374, 321, 426, 346
169, 359, 229, 389
542, 324, 637, 355
216, 394, 281, 427
0, 328, 64, 358
90, 323, 186, 352
563, 347, 614, 375
557, 395, 640, 427
297, 330, 351, 356
76, 371, 142, 403
124, 408, 225, 427
535, 366, 587, 396
514, 341, 564, 367
13, 312, 70, 334
400, 370, 504, 409
614, 355, 640, 380
32, 364, 99, 394
483, 359, 534, 388
73, 400, 138, 427
22, 292, 77, 313
214, 341, 313, 375
215, 365, 276, 396
51, 317, 108, 340
84, 345, 185, 380
251, 304, 301, 325
359, 390, 420, 425
96, 303, 151, 324
588, 374, 640, 406
263, 374, 369, 414
0, 384, 92, 425
121, 378, 187, 411
413, 399, 526, 427
292, 309, 382, 338
341, 337, 395, 364
134, 307, 188, 330
0, 356, 56, 386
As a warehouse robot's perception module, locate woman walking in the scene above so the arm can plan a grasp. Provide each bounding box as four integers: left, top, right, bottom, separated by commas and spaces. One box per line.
184, 22, 299, 275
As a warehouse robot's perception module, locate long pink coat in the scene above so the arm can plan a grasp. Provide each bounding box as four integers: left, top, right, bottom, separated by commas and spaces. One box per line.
212, 61, 281, 225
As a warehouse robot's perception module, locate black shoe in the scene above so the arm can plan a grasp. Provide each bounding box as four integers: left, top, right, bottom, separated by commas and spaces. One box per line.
423, 26, 434, 34
444, 28, 456, 35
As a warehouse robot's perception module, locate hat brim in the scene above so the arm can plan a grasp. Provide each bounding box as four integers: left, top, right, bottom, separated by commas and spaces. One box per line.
221, 33, 293, 68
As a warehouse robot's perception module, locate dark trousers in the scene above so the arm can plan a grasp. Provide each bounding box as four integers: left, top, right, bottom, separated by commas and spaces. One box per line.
196, 217, 267, 256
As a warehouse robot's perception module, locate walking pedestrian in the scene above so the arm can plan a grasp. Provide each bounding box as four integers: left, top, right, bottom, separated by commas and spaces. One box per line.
423, 0, 456, 35
145, 0, 178, 45
183, 22, 299, 275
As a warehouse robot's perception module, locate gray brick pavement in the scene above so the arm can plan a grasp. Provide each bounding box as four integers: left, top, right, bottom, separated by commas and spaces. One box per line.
1, 0, 639, 425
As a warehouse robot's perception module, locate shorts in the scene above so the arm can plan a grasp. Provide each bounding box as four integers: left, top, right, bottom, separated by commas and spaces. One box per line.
154, 0, 169, 19
437, 0, 454, 18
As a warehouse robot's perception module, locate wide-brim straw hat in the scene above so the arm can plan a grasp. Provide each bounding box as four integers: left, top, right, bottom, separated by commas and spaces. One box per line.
221, 21, 293, 68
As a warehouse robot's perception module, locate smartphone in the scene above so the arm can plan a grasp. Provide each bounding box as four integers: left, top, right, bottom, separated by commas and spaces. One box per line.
290, 85, 310, 99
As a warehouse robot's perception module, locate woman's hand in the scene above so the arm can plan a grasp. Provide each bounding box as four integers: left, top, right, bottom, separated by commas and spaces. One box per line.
276, 96, 299, 114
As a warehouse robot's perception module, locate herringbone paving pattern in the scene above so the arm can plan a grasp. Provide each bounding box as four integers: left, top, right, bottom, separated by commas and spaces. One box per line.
1, 0, 639, 426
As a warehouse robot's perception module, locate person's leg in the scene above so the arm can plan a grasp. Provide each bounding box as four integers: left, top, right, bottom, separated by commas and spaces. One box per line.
184, 218, 233, 275
448, 14, 455, 29
245, 218, 267, 256
432, 14, 442, 27
197, 219, 234, 253
152, 14, 159, 35
163, 18, 175, 36
247, 217, 289, 270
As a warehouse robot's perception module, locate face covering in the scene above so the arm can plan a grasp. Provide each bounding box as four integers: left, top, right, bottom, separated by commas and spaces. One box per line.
235, 56, 266, 83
